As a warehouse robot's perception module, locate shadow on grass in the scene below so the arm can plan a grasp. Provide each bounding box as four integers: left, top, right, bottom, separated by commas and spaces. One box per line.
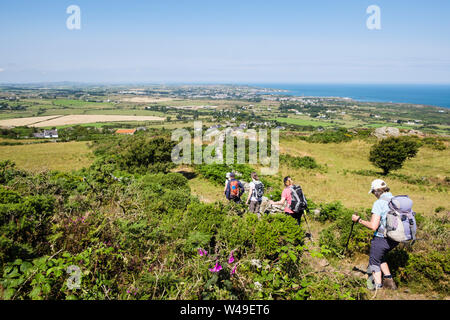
177, 170, 198, 180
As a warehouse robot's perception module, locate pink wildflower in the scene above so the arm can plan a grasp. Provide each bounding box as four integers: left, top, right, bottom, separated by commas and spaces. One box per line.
228, 256, 234, 264
230, 264, 238, 275
228, 250, 235, 264
209, 262, 223, 273
198, 248, 208, 256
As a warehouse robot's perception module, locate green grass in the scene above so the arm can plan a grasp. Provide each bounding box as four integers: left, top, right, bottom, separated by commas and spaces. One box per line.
274, 117, 336, 127
277, 137, 449, 216
0, 141, 94, 172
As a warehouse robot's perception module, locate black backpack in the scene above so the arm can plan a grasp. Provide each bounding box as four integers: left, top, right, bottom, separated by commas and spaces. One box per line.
253, 181, 264, 200
289, 185, 308, 213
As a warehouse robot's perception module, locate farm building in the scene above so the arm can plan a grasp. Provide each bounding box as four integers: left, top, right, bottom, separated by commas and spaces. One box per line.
115, 129, 137, 135
33, 129, 58, 138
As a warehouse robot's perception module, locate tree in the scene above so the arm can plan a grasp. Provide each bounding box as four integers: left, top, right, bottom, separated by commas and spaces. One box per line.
369, 137, 420, 175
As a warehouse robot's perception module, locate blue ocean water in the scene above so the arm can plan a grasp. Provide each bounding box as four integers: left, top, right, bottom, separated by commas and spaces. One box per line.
252, 84, 450, 109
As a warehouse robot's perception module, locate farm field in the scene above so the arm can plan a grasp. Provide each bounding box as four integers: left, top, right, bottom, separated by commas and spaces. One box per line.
275, 117, 340, 127
0, 115, 61, 127
0, 115, 166, 128
0, 141, 93, 172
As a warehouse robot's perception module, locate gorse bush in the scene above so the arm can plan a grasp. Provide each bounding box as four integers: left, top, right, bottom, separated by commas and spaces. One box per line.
280, 154, 321, 170
306, 128, 354, 144
195, 163, 273, 190
317, 202, 373, 256
92, 134, 176, 174
0, 187, 55, 265
386, 247, 450, 296
254, 214, 305, 258
421, 137, 446, 151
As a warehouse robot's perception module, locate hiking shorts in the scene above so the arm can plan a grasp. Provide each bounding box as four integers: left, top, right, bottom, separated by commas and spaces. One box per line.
368, 236, 399, 273
249, 200, 261, 214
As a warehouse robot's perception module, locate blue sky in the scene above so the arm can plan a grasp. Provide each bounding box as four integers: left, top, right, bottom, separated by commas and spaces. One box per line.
0, 0, 449, 84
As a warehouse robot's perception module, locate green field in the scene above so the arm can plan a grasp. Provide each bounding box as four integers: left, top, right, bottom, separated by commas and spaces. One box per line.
275, 117, 338, 127
0, 141, 93, 172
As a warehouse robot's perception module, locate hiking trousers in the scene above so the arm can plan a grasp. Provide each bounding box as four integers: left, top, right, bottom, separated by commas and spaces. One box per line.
368, 236, 399, 274
249, 200, 262, 214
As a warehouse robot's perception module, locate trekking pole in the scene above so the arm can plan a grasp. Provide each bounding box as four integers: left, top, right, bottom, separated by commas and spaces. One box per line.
344, 221, 356, 256
303, 208, 314, 242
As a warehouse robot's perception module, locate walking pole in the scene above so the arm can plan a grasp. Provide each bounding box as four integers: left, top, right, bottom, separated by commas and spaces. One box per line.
303, 208, 313, 242
344, 221, 356, 255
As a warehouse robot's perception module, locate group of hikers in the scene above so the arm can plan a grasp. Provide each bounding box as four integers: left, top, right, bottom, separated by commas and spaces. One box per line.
224, 172, 309, 224
224, 172, 418, 292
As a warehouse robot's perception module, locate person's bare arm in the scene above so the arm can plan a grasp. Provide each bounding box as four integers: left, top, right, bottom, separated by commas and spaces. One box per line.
270, 196, 286, 206
352, 213, 381, 231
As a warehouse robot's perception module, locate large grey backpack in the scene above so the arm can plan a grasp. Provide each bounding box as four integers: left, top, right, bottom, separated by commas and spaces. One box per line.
385, 195, 417, 242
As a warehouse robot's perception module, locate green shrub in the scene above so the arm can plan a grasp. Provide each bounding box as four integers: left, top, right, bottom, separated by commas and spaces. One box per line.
280, 154, 320, 170
421, 137, 446, 151
307, 128, 354, 144
0, 160, 26, 185
318, 204, 373, 256
391, 249, 450, 295
1, 244, 129, 300
254, 214, 305, 258
315, 201, 347, 223
216, 214, 258, 252
92, 135, 176, 174
0, 194, 55, 265
304, 273, 367, 300
435, 206, 446, 213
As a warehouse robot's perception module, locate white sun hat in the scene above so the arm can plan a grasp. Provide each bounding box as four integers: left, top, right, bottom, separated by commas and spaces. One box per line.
369, 179, 387, 194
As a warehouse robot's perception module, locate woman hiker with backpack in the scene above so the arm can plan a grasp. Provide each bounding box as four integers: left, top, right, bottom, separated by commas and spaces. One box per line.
246, 172, 264, 218
351, 179, 398, 291
269, 176, 304, 225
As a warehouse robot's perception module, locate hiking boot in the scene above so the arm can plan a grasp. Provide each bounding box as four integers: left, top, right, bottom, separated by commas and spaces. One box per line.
382, 277, 397, 290
367, 274, 384, 291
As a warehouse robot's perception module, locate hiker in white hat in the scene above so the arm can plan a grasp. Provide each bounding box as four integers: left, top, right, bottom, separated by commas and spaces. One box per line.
351, 179, 399, 291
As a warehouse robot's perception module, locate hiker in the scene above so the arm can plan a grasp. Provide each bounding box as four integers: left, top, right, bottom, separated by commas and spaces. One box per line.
224, 172, 231, 192
351, 179, 398, 290
269, 176, 304, 225
246, 172, 264, 217
224, 172, 244, 203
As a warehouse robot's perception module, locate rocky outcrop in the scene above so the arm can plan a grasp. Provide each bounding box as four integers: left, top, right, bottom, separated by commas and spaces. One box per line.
372, 126, 425, 139
373, 126, 400, 139
405, 129, 425, 137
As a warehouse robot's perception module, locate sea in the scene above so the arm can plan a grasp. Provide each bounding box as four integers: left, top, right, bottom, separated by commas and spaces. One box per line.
251, 84, 450, 109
